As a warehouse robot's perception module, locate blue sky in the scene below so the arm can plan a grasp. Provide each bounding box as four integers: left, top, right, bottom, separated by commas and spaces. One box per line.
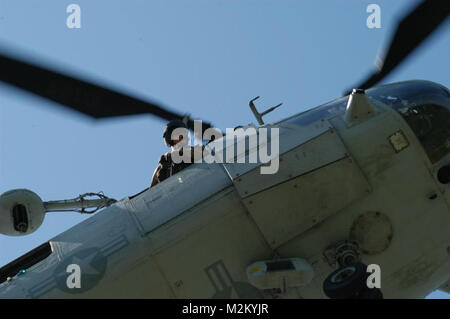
0, 0, 449, 298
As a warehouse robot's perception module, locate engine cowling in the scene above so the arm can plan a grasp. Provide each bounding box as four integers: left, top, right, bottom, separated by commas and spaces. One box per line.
0, 189, 45, 236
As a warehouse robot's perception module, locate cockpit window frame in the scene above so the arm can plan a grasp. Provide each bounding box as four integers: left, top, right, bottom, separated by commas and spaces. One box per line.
276, 81, 450, 165
367, 81, 450, 164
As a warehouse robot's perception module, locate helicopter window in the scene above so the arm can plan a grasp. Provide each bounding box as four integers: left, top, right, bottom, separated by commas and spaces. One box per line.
366, 80, 450, 104
0, 242, 52, 284
394, 103, 450, 163
367, 81, 450, 164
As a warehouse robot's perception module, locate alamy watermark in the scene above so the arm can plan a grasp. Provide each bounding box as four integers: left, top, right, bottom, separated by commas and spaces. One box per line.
66, 4, 81, 29
65, 4, 380, 30
169, 120, 280, 175
366, 4, 381, 29
66, 263, 81, 289
366, 264, 381, 289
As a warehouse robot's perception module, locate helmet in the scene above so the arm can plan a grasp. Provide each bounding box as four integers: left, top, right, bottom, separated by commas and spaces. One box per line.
163, 119, 188, 146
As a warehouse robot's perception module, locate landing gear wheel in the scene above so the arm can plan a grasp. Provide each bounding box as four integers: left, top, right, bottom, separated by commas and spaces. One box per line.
323, 262, 368, 299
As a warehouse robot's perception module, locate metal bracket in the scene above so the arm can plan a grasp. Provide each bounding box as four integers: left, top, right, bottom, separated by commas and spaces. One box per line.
323, 240, 361, 269
44, 192, 116, 214
249, 96, 282, 125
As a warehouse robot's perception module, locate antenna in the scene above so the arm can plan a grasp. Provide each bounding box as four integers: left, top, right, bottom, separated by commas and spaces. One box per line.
249, 96, 282, 125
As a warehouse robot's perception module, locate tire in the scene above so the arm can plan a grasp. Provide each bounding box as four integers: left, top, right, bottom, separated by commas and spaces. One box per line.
323, 262, 368, 299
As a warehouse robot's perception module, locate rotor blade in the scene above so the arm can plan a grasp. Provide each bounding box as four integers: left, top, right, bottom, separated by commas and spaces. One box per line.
349, 0, 450, 93
0, 52, 212, 131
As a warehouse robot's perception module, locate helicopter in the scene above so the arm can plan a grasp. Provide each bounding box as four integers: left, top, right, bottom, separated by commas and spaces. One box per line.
0, 0, 449, 299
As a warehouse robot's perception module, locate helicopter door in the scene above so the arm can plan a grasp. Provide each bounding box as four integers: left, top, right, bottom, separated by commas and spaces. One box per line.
223, 124, 371, 248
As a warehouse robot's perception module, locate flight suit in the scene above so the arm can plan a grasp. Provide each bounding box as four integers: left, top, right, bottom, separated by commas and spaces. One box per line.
152, 144, 206, 185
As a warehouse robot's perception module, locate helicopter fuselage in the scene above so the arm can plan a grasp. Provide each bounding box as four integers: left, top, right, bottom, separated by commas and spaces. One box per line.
1, 80, 449, 299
